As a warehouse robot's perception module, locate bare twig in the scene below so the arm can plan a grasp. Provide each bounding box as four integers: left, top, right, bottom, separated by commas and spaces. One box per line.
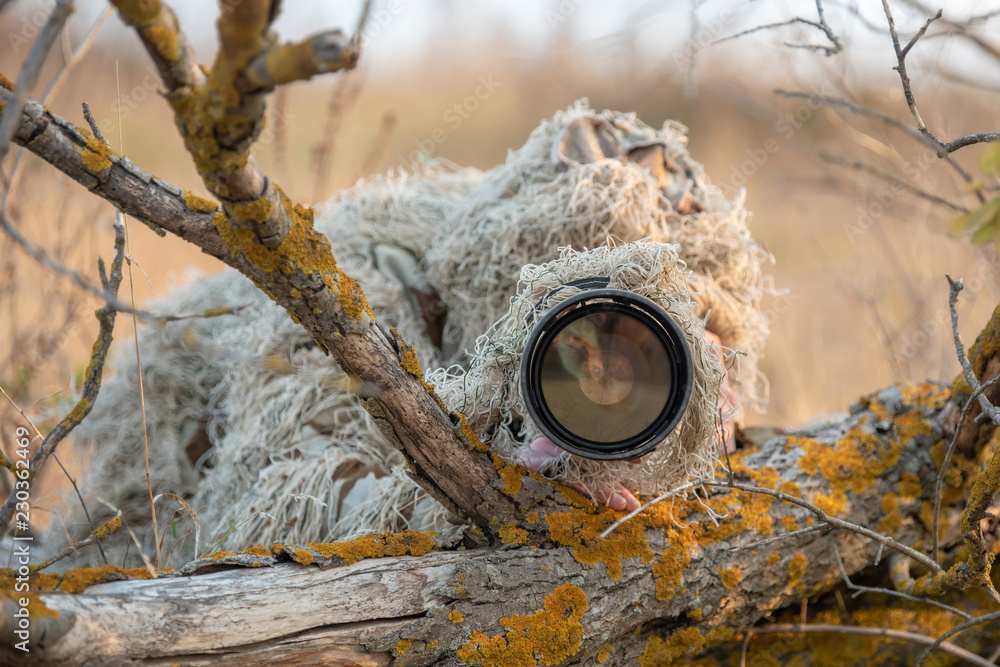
774, 90, 927, 145
95, 498, 157, 578
746, 623, 993, 666
153, 493, 201, 564
818, 151, 967, 213
916, 609, 1000, 666
603, 477, 941, 573
6, 8, 113, 196
0, 384, 108, 563
947, 276, 1000, 426
881, 2, 1000, 155
834, 548, 971, 620
311, 0, 375, 201
728, 523, 831, 551
881, 0, 937, 133
714, 0, 842, 55
899, 0, 1000, 62
599, 481, 702, 538
30, 514, 122, 572
0, 212, 126, 538
0, 0, 72, 166
932, 374, 1000, 562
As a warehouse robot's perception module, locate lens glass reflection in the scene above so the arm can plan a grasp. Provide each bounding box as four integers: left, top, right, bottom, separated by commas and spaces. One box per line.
539, 309, 673, 443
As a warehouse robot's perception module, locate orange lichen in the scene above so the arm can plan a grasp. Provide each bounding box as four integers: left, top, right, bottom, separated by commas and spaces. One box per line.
113, 0, 161, 27
0, 588, 58, 620
788, 552, 808, 588
878, 493, 902, 535
499, 524, 529, 545
306, 530, 435, 565
0, 72, 13, 89
719, 566, 742, 590
396, 639, 413, 655
781, 480, 802, 497
781, 515, 800, 532
292, 548, 314, 565
687, 608, 704, 622
899, 472, 923, 499
60, 397, 91, 429
429, 640, 439, 649
457, 413, 490, 453
230, 195, 274, 225
449, 609, 465, 623
755, 513, 773, 536
494, 455, 524, 496
55, 564, 155, 594
767, 552, 781, 566
638, 627, 706, 666
545, 507, 654, 581
241, 545, 270, 557
456, 583, 587, 667
596, 644, 611, 664
184, 191, 218, 213
93, 516, 123, 539
651, 527, 692, 601
902, 381, 952, 410
144, 24, 179, 61
525, 511, 539, 525
813, 491, 847, 516
80, 135, 114, 173
212, 188, 342, 283
336, 267, 372, 321
210, 550, 237, 561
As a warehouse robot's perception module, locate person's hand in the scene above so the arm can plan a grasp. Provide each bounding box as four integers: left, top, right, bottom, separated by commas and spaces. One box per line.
517, 436, 642, 511
705, 330, 737, 455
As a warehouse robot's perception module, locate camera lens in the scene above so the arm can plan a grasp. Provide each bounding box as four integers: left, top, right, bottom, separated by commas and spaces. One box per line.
521, 289, 693, 460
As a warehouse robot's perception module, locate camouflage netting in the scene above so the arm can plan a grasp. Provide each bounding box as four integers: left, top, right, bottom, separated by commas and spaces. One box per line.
51, 100, 772, 567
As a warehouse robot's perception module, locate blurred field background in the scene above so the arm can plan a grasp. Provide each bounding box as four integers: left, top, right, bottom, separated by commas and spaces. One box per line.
1, 0, 999, 515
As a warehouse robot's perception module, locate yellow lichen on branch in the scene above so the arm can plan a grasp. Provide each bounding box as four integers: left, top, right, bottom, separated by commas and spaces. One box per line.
287, 530, 436, 566
720, 566, 742, 590
92, 516, 123, 540
184, 191, 219, 213
498, 524, 529, 545
81, 135, 115, 174
1, 564, 156, 596
456, 583, 588, 667
638, 626, 736, 667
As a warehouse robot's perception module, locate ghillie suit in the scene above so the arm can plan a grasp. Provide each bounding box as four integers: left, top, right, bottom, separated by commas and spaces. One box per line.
54, 101, 771, 567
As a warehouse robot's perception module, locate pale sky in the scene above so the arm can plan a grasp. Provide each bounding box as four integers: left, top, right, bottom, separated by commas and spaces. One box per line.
43, 0, 1000, 86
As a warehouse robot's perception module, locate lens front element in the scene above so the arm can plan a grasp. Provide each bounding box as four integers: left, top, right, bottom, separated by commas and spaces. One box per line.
521, 289, 693, 460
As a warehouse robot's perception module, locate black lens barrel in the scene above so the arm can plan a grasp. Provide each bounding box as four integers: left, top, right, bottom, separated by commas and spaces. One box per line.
520, 289, 694, 460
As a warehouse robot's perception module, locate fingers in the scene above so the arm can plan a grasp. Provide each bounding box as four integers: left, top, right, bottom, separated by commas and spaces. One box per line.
515, 436, 564, 469
517, 437, 642, 512
705, 329, 738, 454
593, 483, 642, 512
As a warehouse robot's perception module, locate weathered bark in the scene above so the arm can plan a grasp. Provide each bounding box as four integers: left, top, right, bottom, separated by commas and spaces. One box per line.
6, 376, 999, 666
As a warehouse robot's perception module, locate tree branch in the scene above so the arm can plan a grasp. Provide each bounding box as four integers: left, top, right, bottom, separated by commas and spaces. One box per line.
0, 0, 72, 166
0, 70, 523, 547
0, 213, 126, 537
745, 623, 993, 667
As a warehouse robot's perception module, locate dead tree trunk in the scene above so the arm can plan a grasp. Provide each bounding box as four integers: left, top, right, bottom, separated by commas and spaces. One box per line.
8, 367, 1000, 665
